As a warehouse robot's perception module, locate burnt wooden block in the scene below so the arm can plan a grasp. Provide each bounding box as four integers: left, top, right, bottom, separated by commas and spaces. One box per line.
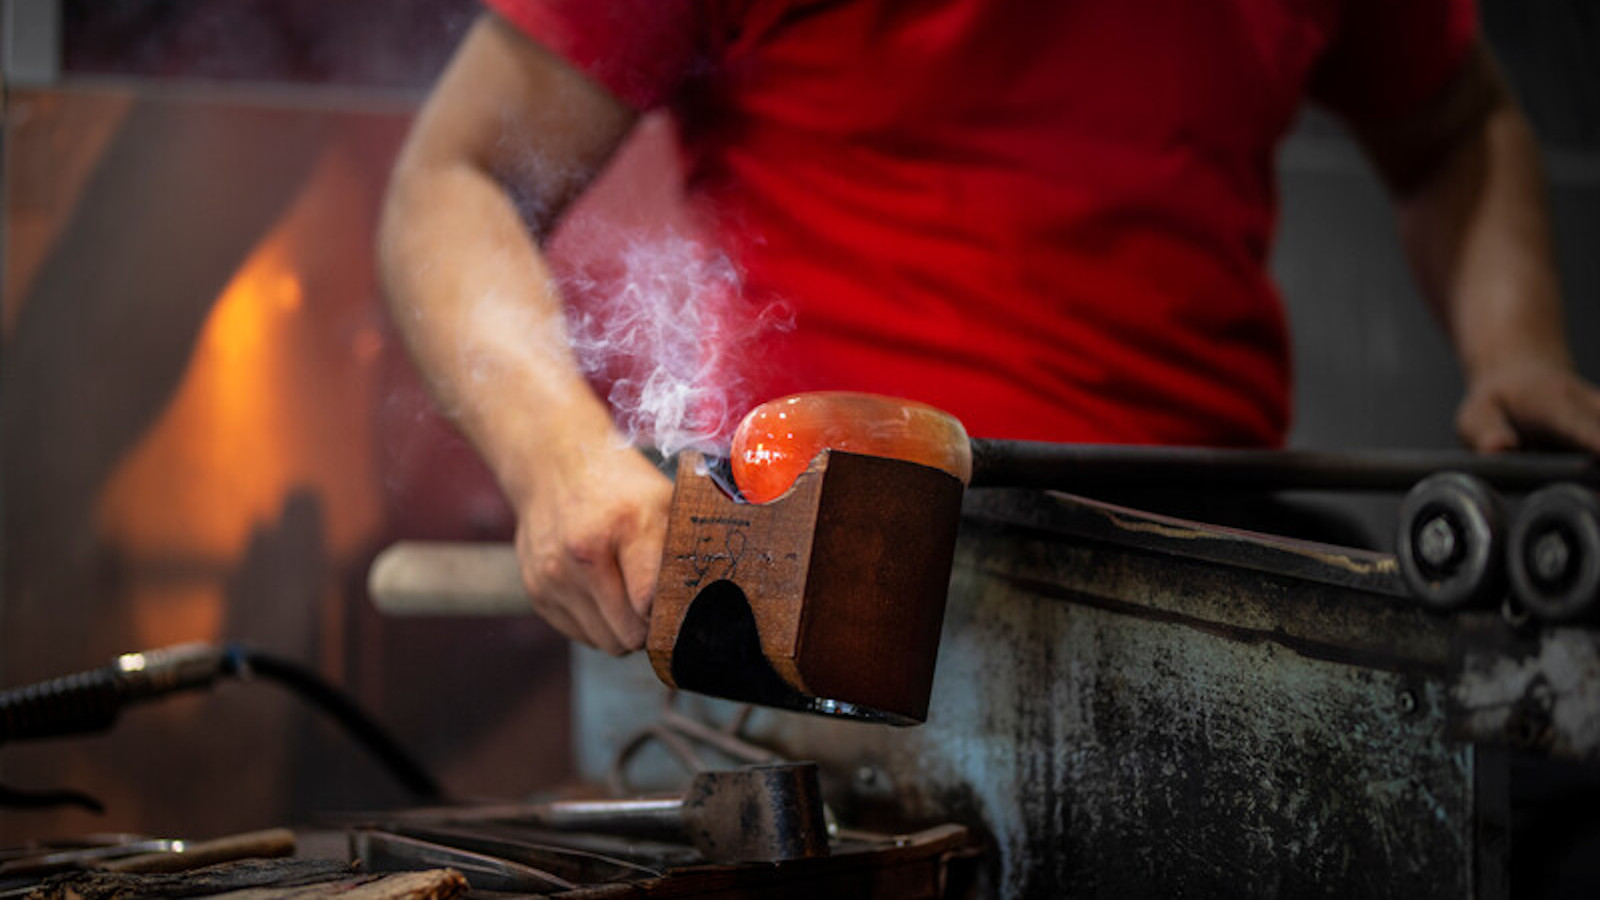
648, 449, 965, 725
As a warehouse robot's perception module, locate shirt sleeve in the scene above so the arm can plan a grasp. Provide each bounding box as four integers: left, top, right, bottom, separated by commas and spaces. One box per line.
1309, 0, 1479, 123
483, 0, 702, 110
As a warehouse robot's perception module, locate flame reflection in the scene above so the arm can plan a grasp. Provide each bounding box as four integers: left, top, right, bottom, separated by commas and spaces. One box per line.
95, 151, 382, 583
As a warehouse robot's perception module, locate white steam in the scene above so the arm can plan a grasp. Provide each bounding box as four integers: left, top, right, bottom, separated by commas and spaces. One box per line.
561, 231, 791, 456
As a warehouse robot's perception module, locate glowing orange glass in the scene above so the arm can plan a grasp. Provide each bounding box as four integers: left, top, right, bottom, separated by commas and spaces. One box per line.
729, 392, 972, 503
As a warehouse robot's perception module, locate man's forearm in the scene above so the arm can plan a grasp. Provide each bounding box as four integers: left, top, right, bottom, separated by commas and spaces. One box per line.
378, 156, 618, 507
375, 14, 671, 650
1397, 95, 1572, 382
1375, 47, 1600, 453
375, 13, 640, 508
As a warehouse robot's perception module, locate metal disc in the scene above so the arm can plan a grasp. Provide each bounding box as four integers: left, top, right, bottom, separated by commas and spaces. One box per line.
1396, 472, 1506, 611
1508, 483, 1600, 623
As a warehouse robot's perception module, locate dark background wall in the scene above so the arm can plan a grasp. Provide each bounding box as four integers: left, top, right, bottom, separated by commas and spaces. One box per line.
57, 0, 478, 88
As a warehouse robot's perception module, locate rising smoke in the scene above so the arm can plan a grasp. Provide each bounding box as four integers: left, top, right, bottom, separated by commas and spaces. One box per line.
561, 230, 792, 457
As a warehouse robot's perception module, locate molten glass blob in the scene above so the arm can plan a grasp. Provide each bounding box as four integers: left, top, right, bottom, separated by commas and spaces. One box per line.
729, 392, 973, 504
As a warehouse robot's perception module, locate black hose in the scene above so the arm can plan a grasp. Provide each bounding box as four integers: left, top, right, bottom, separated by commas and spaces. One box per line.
0, 668, 125, 745
224, 645, 443, 802
0, 642, 442, 808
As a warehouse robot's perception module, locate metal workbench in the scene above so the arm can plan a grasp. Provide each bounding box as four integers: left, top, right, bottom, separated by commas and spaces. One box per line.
576, 487, 1600, 898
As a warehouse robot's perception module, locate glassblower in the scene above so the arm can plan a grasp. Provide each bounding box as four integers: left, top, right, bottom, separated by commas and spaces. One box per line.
371, 392, 1600, 724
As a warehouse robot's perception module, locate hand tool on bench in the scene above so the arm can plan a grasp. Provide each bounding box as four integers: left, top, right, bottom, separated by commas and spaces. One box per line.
370, 392, 1600, 724
0, 829, 295, 877
367, 762, 830, 865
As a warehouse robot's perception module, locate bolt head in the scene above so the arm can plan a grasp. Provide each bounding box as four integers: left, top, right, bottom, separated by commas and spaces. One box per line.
1530, 530, 1572, 584
1417, 515, 1460, 569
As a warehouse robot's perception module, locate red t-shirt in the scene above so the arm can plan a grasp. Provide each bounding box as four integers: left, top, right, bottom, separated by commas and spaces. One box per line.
487, 0, 1475, 445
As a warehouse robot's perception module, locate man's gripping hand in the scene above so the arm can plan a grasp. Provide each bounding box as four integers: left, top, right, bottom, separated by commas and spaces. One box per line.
513, 441, 673, 654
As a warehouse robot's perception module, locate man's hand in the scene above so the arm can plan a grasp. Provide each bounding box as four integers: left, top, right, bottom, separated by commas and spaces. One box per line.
514, 443, 673, 654
1457, 358, 1600, 454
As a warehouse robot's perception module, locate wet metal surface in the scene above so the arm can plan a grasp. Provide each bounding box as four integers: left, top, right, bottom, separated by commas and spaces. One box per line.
578, 489, 1515, 898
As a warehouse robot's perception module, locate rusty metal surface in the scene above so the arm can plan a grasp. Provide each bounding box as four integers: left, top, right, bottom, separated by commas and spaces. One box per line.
925, 529, 1487, 898
578, 488, 1514, 898
962, 489, 1412, 600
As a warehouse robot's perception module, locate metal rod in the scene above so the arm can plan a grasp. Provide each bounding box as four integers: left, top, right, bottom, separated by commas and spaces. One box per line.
967, 441, 1600, 494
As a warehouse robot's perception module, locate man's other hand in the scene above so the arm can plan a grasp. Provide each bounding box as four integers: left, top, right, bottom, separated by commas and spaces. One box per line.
1457, 359, 1600, 454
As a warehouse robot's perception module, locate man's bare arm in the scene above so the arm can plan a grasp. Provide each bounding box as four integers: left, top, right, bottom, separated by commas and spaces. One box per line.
1353, 42, 1600, 453
379, 14, 673, 653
